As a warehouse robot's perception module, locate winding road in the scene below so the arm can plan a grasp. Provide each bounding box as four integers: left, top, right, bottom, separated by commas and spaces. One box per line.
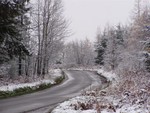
0, 70, 105, 113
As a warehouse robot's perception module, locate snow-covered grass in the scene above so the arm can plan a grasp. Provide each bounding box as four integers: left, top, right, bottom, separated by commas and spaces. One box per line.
52, 69, 150, 113
49, 69, 63, 79
52, 96, 97, 113
0, 79, 55, 91
0, 69, 65, 99
52, 94, 149, 113
66, 66, 100, 72
116, 104, 149, 113
97, 69, 116, 81
0, 69, 62, 92
96, 69, 118, 85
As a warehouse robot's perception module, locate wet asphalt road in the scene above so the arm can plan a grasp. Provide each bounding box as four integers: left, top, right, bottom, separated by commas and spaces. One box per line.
0, 70, 103, 113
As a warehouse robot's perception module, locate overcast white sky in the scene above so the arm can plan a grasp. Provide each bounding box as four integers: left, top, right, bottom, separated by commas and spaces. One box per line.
63, 0, 135, 42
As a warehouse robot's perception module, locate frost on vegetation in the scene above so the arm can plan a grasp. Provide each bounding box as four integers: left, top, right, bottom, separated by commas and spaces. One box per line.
0, 79, 54, 91
0, 69, 62, 91
0, 64, 10, 76
52, 96, 97, 113
52, 69, 150, 113
97, 69, 118, 84
66, 66, 100, 71
53, 90, 150, 113
49, 69, 62, 78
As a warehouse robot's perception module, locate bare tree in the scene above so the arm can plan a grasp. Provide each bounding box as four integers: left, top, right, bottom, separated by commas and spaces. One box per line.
64, 39, 95, 67
32, 0, 68, 77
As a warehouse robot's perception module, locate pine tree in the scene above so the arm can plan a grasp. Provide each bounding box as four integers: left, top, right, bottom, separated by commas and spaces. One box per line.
0, 0, 30, 64
104, 25, 124, 70
95, 32, 107, 65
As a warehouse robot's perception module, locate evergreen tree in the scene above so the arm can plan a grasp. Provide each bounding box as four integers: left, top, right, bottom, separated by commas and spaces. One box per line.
95, 31, 107, 65
104, 25, 124, 70
0, 0, 30, 64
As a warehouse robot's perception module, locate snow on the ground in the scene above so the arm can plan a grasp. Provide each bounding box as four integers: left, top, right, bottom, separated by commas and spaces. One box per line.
66, 66, 99, 72
115, 104, 149, 113
0, 79, 55, 91
52, 95, 149, 113
52, 69, 149, 113
49, 69, 62, 78
66, 67, 117, 83
52, 93, 149, 113
0, 69, 62, 91
67, 67, 118, 86
97, 69, 118, 82
52, 96, 97, 113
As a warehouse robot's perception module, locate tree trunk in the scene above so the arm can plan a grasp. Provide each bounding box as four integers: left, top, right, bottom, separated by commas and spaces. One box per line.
18, 53, 22, 76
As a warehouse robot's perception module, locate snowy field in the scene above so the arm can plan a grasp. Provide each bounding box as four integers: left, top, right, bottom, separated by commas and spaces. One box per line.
0, 69, 62, 91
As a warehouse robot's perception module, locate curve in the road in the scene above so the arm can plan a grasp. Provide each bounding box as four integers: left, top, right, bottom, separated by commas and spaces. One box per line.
0, 70, 102, 113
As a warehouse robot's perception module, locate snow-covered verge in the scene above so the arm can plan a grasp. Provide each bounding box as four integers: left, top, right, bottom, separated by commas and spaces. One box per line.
52, 69, 150, 113
52, 96, 97, 113
52, 94, 149, 113
67, 67, 118, 88
97, 69, 118, 83
66, 66, 99, 72
0, 69, 63, 92
0, 79, 55, 92
49, 69, 63, 80
66, 67, 117, 82
0, 69, 65, 99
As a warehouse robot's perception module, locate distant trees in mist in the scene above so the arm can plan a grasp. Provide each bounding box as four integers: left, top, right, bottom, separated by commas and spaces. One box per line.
63, 39, 95, 67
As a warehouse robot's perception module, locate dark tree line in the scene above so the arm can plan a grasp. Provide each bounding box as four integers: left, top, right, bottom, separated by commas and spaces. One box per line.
0, 0, 30, 64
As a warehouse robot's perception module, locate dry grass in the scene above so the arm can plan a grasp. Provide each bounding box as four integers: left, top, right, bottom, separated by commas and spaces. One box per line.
71, 70, 150, 112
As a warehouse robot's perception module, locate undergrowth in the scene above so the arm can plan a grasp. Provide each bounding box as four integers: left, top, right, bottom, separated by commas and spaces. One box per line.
0, 71, 65, 99
70, 70, 150, 113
